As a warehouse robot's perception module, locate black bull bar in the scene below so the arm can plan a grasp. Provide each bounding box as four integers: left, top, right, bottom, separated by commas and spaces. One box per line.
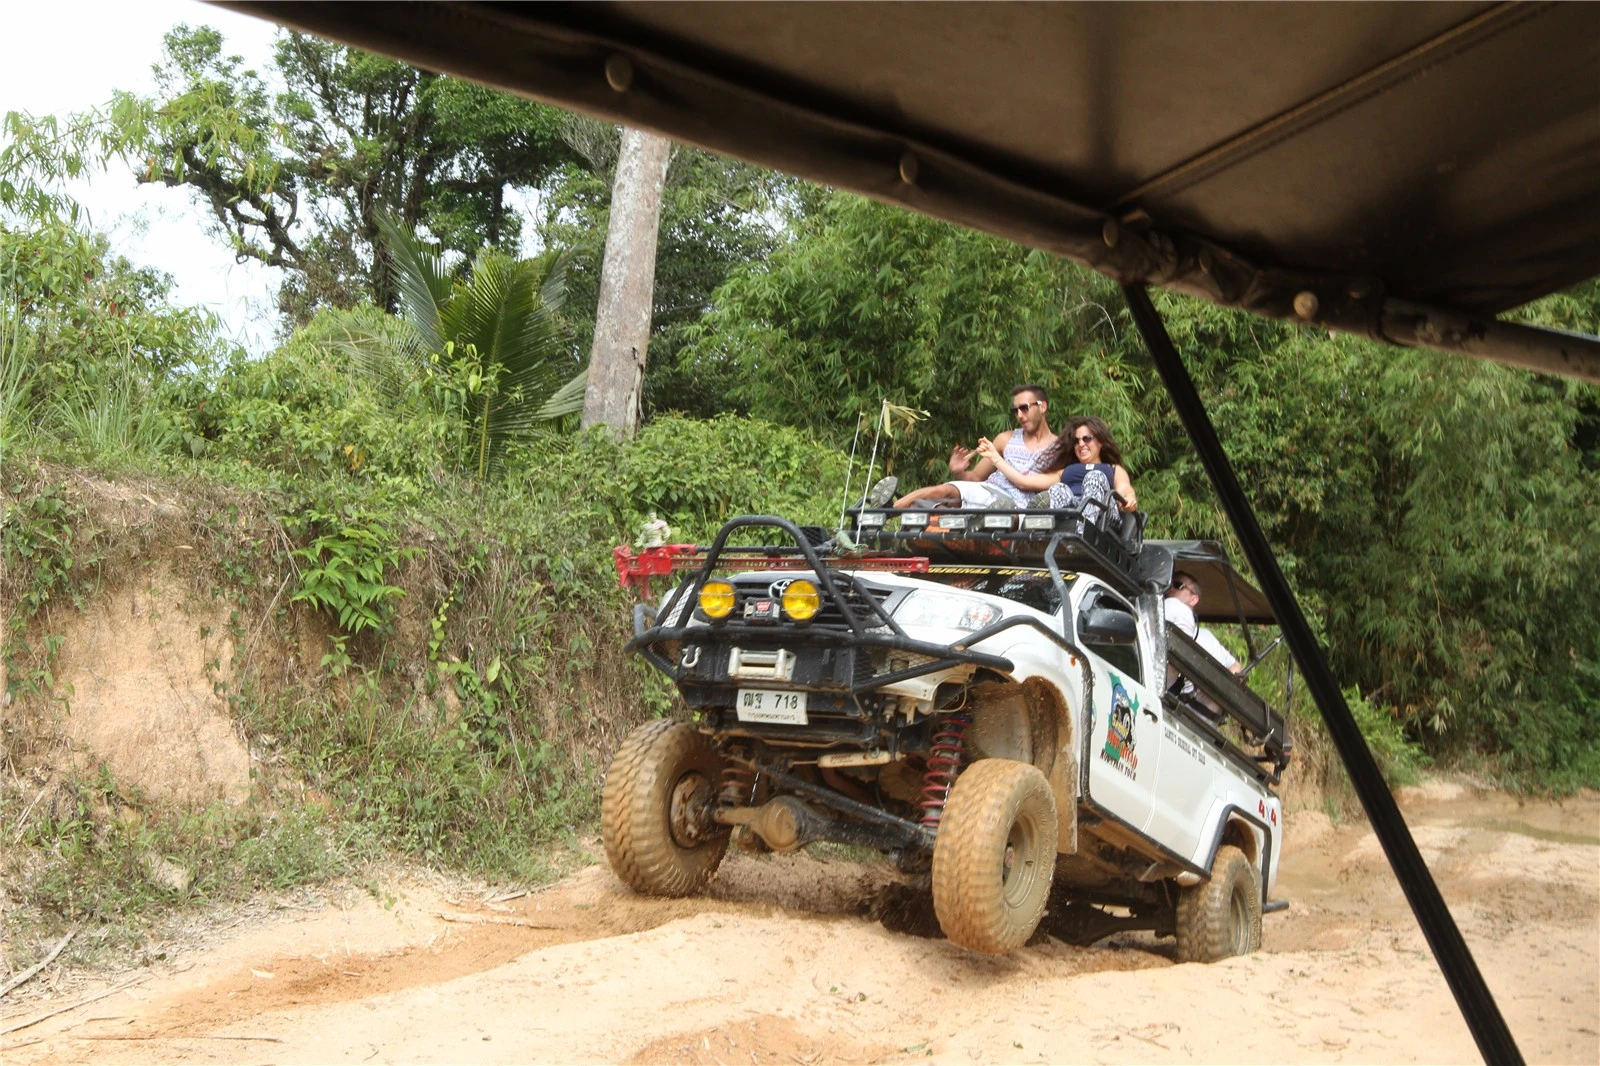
625, 516, 1015, 687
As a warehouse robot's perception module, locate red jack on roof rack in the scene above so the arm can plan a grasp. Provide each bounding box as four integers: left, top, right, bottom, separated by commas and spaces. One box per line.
614, 543, 929, 597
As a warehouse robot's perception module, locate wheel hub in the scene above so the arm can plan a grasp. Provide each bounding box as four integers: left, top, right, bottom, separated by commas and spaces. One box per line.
669, 772, 716, 848
1001, 822, 1039, 905
1228, 886, 1251, 955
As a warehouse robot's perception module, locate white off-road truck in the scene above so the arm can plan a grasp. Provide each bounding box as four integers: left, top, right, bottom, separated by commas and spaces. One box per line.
605, 499, 1292, 959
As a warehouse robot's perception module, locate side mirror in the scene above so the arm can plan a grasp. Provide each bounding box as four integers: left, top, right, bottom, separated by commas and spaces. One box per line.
1080, 607, 1138, 645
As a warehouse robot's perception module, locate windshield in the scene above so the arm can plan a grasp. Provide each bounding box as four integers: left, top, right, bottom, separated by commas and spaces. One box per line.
922, 567, 1076, 615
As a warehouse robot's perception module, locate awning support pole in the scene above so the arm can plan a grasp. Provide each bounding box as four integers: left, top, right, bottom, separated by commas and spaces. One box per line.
1122, 284, 1523, 1066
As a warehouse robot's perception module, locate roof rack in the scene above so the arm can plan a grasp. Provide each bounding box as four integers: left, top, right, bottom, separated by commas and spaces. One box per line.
614, 501, 1174, 601
845, 500, 1165, 598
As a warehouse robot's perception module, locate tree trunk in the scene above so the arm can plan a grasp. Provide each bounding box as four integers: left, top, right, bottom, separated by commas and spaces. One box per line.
581, 127, 672, 437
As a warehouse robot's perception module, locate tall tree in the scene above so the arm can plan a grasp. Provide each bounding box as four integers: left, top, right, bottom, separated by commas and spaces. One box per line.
580, 128, 671, 436
542, 117, 797, 421
110, 25, 575, 321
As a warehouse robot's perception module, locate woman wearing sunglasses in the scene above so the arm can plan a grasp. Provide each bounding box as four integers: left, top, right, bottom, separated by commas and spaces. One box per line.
976, 415, 1137, 523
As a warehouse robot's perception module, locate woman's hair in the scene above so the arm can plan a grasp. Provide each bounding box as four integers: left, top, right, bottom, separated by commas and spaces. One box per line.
1040, 415, 1126, 472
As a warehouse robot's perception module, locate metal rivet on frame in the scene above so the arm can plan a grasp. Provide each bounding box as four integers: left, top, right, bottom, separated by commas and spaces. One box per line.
898, 151, 919, 185
605, 54, 634, 93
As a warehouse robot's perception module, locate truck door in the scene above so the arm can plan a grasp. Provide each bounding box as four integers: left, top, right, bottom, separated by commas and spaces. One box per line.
1073, 588, 1160, 834
1143, 696, 1219, 862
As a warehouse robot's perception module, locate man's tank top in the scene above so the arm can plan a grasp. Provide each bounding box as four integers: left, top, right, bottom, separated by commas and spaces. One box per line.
984, 433, 1048, 504
1060, 462, 1116, 497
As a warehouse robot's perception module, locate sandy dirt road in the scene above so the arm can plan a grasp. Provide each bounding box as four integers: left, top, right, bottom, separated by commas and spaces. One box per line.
3, 785, 1595, 1065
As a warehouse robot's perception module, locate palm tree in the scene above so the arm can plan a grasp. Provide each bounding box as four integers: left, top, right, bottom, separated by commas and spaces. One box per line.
336, 212, 586, 480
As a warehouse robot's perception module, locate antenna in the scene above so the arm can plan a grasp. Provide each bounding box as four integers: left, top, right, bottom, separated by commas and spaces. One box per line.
836, 411, 865, 533
859, 400, 886, 512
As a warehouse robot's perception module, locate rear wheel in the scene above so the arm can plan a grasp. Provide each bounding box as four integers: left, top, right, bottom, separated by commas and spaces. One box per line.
1174, 843, 1261, 962
931, 759, 1058, 953
602, 720, 729, 896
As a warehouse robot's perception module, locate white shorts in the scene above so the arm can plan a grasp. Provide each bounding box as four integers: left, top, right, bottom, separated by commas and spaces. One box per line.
951, 481, 1020, 508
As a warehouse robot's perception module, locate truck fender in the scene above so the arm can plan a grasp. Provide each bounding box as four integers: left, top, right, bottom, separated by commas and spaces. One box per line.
964, 675, 1079, 855
1198, 803, 1274, 903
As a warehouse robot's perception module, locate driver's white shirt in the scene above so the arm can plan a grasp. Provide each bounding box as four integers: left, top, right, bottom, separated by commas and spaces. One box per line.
1195, 627, 1238, 669
1164, 596, 1198, 637
1164, 597, 1237, 669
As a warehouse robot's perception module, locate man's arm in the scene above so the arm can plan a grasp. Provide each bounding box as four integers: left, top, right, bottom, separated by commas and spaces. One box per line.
977, 437, 1059, 490
951, 431, 1007, 482
1195, 627, 1244, 673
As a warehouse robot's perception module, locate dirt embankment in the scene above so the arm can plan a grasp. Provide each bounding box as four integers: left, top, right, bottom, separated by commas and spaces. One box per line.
3, 784, 1595, 1065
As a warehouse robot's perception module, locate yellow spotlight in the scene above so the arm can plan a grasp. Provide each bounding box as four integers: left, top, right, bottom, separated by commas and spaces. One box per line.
782, 579, 821, 621
698, 580, 736, 619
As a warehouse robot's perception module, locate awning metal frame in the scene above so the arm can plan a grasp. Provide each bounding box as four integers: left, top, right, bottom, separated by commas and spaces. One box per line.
226, 1, 1600, 382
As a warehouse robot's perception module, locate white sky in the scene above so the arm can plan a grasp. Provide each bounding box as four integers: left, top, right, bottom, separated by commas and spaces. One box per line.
1, 2, 293, 354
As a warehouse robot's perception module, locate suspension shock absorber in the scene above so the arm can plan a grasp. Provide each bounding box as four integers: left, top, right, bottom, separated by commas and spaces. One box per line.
719, 761, 757, 807
718, 753, 764, 851
920, 712, 972, 829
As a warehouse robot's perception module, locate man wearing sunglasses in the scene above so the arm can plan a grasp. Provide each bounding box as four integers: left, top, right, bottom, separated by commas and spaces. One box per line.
1163, 571, 1245, 723
1165, 572, 1244, 675
885, 384, 1057, 508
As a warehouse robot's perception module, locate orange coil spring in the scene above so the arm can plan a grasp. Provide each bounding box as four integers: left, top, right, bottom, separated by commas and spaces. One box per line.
719, 763, 756, 806
920, 712, 972, 828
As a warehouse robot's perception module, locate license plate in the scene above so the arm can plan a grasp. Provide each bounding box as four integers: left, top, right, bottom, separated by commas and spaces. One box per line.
735, 688, 808, 724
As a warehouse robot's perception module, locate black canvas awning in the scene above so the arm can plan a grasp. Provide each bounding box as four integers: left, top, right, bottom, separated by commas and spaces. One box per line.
226, 1, 1600, 379
1150, 540, 1276, 627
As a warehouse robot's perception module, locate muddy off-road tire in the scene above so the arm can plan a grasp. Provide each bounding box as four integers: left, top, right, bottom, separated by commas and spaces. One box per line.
931, 759, 1058, 954
1174, 844, 1262, 962
602, 720, 729, 896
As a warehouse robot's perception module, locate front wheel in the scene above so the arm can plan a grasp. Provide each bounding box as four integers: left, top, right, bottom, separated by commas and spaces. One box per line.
931, 759, 1058, 953
1174, 843, 1262, 962
602, 720, 729, 896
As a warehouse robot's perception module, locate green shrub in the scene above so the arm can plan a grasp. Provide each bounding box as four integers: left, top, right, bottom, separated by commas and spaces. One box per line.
1, 480, 97, 703
288, 504, 416, 644
183, 335, 456, 488
614, 413, 854, 536
7, 768, 341, 952
1345, 686, 1429, 788
48, 365, 180, 461
0, 299, 38, 450
2, 219, 232, 460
